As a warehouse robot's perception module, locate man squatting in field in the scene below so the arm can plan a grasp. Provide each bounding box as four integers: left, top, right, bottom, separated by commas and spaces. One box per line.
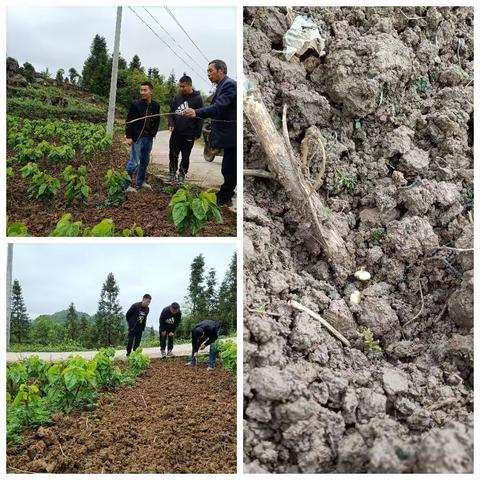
165, 75, 204, 184
126, 294, 152, 356
159, 302, 182, 358
124, 81, 160, 192
183, 60, 237, 207
189, 319, 220, 370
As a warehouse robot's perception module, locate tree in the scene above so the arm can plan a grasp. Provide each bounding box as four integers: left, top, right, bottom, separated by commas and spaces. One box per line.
41, 68, 51, 79
10, 280, 30, 343
78, 315, 92, 348
81, 34, 110, 96
146, 326, 156, 343
217, 252, 237, 334
129, 54, 143, 72
56, 68, 65, 84
188, 254, 207, 320
205, 268, 218, 316
22, 62, 36, 81
6, 57, 19, 75
94, 273, 125, 347
166, 71, 177, 101
68, 67, 79, 84
30, 316, 56, 345
64, 303, 79, 341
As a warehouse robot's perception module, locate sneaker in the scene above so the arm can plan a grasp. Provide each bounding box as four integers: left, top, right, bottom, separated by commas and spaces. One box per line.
166, 351, 174, 358
164, 173, 176, 184
207, 367, 214, 371
177, 174, 185, 184
125, 186, 137, 193
140, 182, 152, 190
161, 351, 166, 359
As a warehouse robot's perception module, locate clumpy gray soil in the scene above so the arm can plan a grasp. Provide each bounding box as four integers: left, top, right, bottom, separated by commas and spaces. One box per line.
243, 6, 473, 474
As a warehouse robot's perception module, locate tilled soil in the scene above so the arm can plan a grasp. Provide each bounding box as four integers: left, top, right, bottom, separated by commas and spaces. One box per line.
6, 359, 237, 473
7, 135, 235, 237
243, 6, 473, 474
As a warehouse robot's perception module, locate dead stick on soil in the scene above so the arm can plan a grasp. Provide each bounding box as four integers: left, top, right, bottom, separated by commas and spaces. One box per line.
404, 278, 424, 326
244, 81, 350, 273
244, 168, 275, 179
8, 465, 38, 474
288, 299, 351, 347
141, 394, 148, 408
436, 246, 474, 253
58, 442, 67, 458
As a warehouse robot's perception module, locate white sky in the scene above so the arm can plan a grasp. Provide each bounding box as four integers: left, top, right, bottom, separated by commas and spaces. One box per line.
6, 5, 236, 94
11, 243, 236, 327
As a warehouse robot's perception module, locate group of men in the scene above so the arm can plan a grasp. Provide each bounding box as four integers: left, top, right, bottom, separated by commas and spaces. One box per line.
124, 59, 237, 207
125, 294, 220, 369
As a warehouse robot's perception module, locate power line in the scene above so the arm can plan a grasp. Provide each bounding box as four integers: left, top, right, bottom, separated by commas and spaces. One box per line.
142, 7, 206, 74
164, 7, 210, 63
127, 7, 209, 87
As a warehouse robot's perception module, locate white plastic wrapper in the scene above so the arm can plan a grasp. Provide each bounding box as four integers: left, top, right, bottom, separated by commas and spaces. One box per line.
283, 16, 325, 61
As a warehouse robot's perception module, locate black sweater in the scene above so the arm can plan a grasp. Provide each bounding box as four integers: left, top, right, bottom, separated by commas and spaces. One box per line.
159, 306, 182, 331
125, 99, 160, 142
191, 319, 219, 353
168, 90, 204, 138
126, 302, 150, 331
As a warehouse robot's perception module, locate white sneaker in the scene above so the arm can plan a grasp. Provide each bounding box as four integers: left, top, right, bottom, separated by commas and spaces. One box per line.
141, 182, 152, 190
207, 367, 214, 371
161, 351, 166, 359
125, 186, 137, 193
166, 351, 174, 358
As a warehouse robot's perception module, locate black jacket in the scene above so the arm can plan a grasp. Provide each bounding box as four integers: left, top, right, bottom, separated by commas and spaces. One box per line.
125, 99, 160, 142
195, 76, 236, 149
191, 319, 219, 353
126, 302, 150, 331
159, 306, 182, 331
168, 90, 204, 138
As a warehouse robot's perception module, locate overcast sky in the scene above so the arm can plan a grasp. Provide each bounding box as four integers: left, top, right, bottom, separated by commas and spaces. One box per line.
12, 243, 236, 327
6, 6, 236, 94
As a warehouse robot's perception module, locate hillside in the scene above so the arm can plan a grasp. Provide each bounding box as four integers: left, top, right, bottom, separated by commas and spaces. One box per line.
34, 310, 94, 325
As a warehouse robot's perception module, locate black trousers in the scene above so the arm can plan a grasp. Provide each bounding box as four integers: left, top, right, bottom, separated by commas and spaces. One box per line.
169, 131, 195, 175
217, 146, 237, 203
126, 324, 143, 355
160, 325, 175, 352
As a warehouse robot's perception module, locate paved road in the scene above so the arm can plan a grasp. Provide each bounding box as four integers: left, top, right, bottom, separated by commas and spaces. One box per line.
151, 130, 224, 188
6, 337, 236, 363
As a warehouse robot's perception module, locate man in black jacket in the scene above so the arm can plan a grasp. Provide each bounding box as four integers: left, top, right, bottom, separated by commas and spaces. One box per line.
166, 75, 204, 184
125, 294, 152, 356
124, 81, 160, 192
183, 60, 237, 207
159, 302, 182, 358
188, 319, 219, 370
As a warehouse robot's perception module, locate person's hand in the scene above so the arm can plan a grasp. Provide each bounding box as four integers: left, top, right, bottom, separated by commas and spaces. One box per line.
168, 332, 174, 337
169, 126, 174, 132
183, 108, 196, 118
125, 137, 133, 146
199, 342, 206, 350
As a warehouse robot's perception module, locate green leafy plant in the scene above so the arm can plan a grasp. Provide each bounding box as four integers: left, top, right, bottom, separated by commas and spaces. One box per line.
168, 186, 223, 236
63, 165, 91, 206
121, 223, 144, 237
126, 348, 150, 377
7, 222, 29, 237
215, 340, 237, 380
415, 77, 430, 94
7, 166, 14, 180
50, 213, 83, 237
104, 169, 130, 205
27, 171, 60, 200
370, 228, 386, 244
47, 145, 75, 162
357, 329, 382, 353
335, 172, 357, 191
20, 162, 40, 179
83, 218, 116, 237
94, 348, 122, 389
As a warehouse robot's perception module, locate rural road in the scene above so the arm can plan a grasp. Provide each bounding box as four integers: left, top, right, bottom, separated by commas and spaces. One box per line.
151, 130, 224, 189
6, 337, 237, 363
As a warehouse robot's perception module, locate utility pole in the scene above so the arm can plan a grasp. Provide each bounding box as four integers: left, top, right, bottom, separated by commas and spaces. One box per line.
107, 6, 122, 135
6, 243, 13, 349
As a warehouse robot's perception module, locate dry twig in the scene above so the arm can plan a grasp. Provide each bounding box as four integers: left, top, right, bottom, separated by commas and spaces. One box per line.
141, 395, 148, 408
244, 169, 275, 179
404, 278, 424, 326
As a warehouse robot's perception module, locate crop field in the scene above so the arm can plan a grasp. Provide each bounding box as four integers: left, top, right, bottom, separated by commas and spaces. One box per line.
243, 6, 473, 474
6, 84, 235, 237
6, 342, 237, 473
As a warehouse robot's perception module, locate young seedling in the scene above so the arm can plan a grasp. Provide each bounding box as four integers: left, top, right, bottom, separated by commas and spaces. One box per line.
357, 329, 382, 353
370, 228, 386, 244
415, 77, 430, 94
335, 172, 357, 191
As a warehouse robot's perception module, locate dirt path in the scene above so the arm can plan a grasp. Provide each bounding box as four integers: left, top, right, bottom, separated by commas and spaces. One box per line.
151, 130, 224, 188
6, 337, 237, 363
6, 358, 236, 473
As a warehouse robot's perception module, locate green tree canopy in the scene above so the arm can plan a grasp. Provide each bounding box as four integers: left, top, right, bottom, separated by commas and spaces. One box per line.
10, 280, 31, 343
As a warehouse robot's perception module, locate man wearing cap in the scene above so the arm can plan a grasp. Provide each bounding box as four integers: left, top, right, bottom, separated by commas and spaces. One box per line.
189, 319, 220, 370
125, 294, 152, 356
159, 302, 182, 358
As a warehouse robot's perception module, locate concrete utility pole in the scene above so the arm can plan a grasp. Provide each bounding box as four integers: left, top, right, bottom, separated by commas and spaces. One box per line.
6, 243, 13, 349
107, 6, 123, 135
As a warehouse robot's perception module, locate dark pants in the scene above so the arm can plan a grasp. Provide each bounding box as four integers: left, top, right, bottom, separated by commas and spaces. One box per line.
169, 131, 195, 175
126, 324, 143, 355
217, 146, 237, 203
160, 327, 175, 352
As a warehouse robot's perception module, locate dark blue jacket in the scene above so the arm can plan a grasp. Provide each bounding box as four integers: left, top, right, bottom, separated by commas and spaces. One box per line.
195, 76, 236, 149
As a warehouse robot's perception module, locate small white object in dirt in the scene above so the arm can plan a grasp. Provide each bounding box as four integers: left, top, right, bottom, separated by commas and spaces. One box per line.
350, 290, 361, 304
283, 16, 325, 61
354, 268, 371, 281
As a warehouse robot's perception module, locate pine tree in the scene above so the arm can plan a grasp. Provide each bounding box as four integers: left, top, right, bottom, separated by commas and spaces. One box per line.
78, 315, 92, 348
94, 273, 125, 347
81, 34, 110, 96
56, 69, 64, 84
10, 279, 30, 343
129, 54, 143, 72
22, 62, 36, 81
205, 268, 218, 317
166, 71, 177, 100
64, 303, 79, 342
217, 252, 237, 334
188, 254, 206, 320
68, 67, 79, 84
